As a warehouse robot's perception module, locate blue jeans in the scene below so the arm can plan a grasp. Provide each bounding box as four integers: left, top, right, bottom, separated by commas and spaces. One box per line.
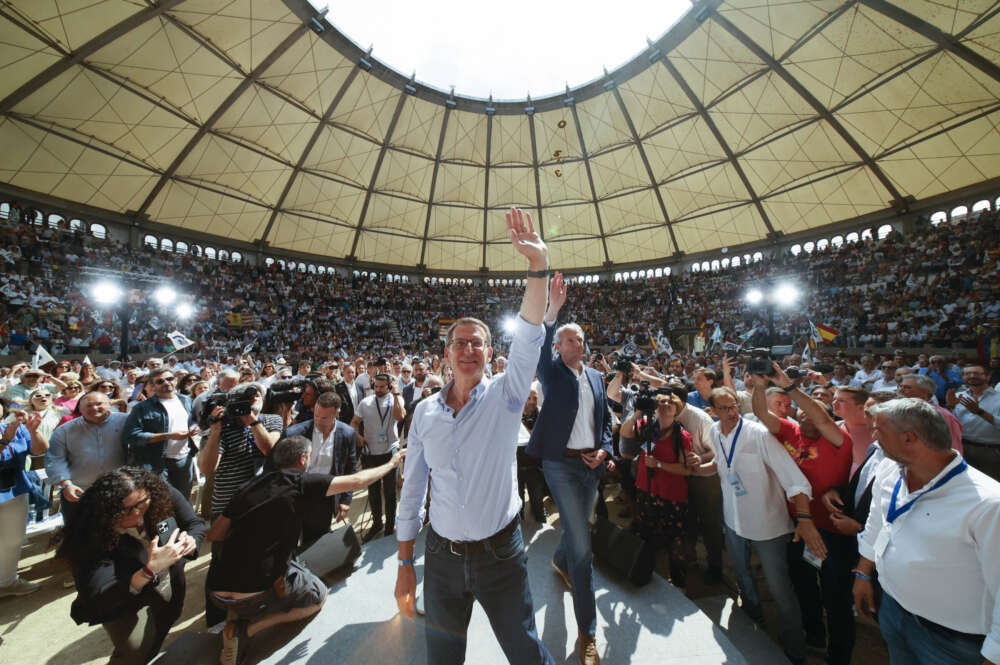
879, 592, 984, 665
424, 521, 554, 665
542, 457, 601, 637
164, 454, 194, 502
724, 524, 807, 664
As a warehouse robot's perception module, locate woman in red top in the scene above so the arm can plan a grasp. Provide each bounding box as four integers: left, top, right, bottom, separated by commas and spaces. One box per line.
621, 392, 694, 588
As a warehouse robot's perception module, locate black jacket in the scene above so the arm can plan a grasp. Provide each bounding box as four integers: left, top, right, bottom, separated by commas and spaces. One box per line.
334, 381, 355, 424
70, 486, 206, 625
836, 445, 880, 530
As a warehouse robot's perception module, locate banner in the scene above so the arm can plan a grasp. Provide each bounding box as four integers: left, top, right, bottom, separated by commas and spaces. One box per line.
226, 313, 261, 327
814, 322, 840, 343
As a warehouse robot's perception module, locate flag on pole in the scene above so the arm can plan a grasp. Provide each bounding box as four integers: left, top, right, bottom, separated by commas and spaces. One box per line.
815, 322, 840, 343
711, 323, 723, 344
32, 344, 55, 369
647, 329, 658, 353
656, 329, 673, 356
82, 355, 93, 366
167, 330, 195, 351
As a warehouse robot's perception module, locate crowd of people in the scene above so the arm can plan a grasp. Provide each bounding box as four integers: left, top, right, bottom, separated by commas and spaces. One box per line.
0, 204, 998, 665
1, 203, 997, 364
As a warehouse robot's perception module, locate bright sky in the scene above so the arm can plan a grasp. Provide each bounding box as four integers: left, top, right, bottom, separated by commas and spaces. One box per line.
307, 0, 692, 100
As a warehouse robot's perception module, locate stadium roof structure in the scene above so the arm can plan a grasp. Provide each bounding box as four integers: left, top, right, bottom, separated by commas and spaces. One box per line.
0, 0, 998, 274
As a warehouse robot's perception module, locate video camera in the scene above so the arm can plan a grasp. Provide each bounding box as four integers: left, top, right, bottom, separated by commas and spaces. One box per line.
268, 377, 311, 404
746, 348, 817, 381
200, 384, 259, 428
615, 354, 643, 374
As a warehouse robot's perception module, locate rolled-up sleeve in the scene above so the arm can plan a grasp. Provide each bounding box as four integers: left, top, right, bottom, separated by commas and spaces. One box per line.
45, 424, 71, 485
760, 431, 812, 501
500, 316, 544, 410
396, 407, 430, 542
858, 463, 889, 563
975, 499, 1000, 663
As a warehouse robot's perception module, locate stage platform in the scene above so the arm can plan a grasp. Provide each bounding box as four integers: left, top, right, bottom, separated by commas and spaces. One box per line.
159, 522, 782, 665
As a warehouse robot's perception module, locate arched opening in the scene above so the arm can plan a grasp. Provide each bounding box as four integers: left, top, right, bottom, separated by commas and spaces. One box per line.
711, 259, 720, 271
205, 247, 216, 260
700, 261, 709, 271
265, 257, 275, 267
790, 244, 802, 256
48, 213, 64, 229
743, 254, 751, 264
231, 251, 242, 263
831, 235, 844, 248
218, 249, 229, 261
845, 232, 859, 243
191, 244, 202, 256
877, 224, 893, 239
69, 219, 84, 232
691, 264, 700, 273
972, 199, 991, 213
930, 211, 947, 226
654, 268, 663, 277
752, 252, 763, 263
816, 238, 829, 251
861, 228, 873, 241
630, 270, 638, 279
950, 205, 968, 219
161, 239, 174, 252
143, 234, 158, 248
730, 256, 740, 267
803, 241, 815, 254
721, 258, 730, 268
0, 203, 8, 219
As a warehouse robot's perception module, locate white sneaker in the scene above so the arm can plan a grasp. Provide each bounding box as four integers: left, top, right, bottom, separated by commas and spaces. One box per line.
416, 593, 425, 616
0, 578, 41, 598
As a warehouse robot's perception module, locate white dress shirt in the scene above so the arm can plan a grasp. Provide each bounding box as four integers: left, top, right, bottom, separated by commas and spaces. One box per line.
307, 425, 337, 473
160, 395, 191, 460
677, 402, 716, 458
565, 365, 596, 451
858, 454, 1000, 662
954, 387, 1000, 445
708, 417, 812, 541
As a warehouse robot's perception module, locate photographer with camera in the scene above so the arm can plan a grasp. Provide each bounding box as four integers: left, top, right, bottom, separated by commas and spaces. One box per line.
205, 436, 403, 665
352, 373, 405, 541
619, 390, 694, 589
750, 363, 854, 665
123, 368, 199, 501
198, 382, 283, 627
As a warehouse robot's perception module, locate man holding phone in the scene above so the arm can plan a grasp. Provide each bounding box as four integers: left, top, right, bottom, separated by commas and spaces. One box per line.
123, 367, 200, 501
352, 373, 405, 541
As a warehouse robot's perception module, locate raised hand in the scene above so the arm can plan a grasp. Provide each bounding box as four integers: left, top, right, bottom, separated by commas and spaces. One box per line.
505, 207, 548, 268
546, 272, 567, 318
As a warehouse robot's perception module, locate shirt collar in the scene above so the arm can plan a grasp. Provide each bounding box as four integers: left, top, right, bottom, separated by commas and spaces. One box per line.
437, 377, 487, 408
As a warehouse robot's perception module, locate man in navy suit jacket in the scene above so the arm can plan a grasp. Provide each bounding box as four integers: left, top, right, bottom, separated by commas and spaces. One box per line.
284, 391, 358, 531
526, 275, 612, 665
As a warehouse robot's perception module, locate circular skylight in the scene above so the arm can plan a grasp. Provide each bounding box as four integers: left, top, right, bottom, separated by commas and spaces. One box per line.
313, 0, 692, 100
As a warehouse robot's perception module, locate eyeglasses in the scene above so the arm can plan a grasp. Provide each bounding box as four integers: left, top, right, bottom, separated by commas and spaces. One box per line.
65, 385, 82, 392
122, 495, 150, 514
154, 376, 176, 385
31, 394, 51, 400
98, 384, 114, 390
714, 404, 740, 412
450, 338, 486, 351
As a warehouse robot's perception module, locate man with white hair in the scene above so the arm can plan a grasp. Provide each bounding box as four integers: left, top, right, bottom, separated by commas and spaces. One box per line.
527, 294, 613, 665
854, 398, 1000, 665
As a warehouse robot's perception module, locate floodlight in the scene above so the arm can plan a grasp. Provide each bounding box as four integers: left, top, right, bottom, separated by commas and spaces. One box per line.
745, 289, 763, 305
176, 303, 195, 320
773, 284, 800, 307
153, 286, 177, 305
502, 316, 518, 335
92, 281, 123, 305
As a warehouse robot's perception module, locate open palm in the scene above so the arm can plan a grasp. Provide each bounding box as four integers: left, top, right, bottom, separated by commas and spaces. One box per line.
506, 207, 548, 265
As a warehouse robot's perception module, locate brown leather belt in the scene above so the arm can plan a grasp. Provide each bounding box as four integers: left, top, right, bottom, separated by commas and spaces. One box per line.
564, 448, 597, 458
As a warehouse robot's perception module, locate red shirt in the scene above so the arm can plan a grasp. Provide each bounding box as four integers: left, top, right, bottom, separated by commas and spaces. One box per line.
776, 418, 852, 533
635, 427, 694, 503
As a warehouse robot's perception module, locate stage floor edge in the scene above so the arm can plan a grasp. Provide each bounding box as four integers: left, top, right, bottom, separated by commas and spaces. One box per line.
159, 522, 764, 665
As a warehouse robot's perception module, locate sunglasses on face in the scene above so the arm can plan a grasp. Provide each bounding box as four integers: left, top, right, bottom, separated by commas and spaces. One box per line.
154, 376, 176, 385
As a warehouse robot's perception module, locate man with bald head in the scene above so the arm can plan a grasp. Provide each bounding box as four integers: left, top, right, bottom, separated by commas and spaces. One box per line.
46, 389, 129, 524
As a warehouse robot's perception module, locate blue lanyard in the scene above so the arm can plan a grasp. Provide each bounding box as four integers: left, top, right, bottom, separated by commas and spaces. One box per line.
887, 460, 967, 523
374, 395, 393, 431
719, 418, 744, 469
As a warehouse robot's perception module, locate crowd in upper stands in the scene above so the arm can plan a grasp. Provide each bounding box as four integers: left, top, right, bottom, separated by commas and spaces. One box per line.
1, 204, 997, 364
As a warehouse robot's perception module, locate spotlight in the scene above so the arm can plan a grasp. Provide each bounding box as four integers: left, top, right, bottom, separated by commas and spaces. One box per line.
773, 284, 800, 307
176, 303, 195, 320
745, 289, 763, 305
502, 316, 518, 335
153, 286, 177, 305
92, 281, 123, 305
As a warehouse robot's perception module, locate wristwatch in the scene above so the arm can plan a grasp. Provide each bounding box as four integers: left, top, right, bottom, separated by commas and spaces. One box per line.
656, 460, 662, 469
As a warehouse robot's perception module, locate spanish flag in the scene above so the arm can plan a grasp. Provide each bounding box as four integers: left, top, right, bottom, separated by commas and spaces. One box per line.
815, 323, 839, 343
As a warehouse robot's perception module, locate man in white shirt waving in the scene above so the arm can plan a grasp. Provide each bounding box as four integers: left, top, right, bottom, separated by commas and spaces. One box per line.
690, 387, 825, 665
854, 398, 1000, 665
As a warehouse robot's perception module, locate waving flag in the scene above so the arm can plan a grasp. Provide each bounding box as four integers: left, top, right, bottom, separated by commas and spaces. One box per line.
167, 330, 195, 351
32, 344, 55, 369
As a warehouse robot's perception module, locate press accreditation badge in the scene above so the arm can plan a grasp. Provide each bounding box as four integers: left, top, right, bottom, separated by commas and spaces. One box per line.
378, 431, 388, 444
728, 470, 747, 497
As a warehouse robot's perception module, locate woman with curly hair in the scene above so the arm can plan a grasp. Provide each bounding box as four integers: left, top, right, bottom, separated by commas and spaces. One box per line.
59, 467, 205, 664
620, 392, 695, 589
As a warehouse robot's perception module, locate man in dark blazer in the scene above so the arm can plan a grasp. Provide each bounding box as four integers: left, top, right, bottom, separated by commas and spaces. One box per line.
284, 391, 358, 539
526, 275, 613, 665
